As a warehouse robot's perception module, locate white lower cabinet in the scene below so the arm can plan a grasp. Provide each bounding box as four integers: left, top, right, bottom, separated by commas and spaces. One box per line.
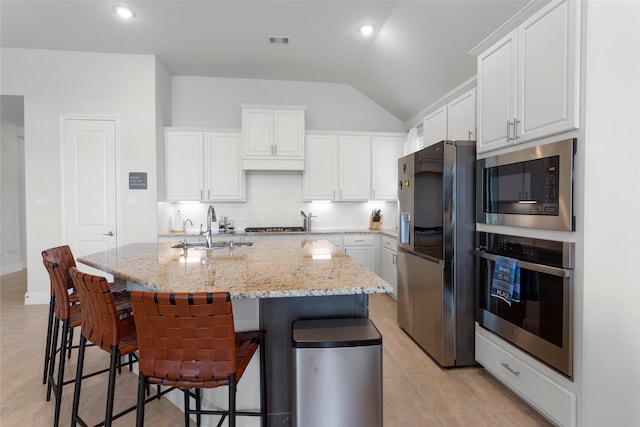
379, 235, 397, 297
475, 325, 576, 427
343, 234, 375, 272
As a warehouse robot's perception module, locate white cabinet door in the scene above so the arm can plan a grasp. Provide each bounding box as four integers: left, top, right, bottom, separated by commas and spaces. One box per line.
381, 245, 397, 295
204, 133, 244, 201
165, 131, 204, 201
517, 0, 579, 142
371, 136, 402, 201
447, 88, 476, 141
338, 135, 371, 200
274, 109, 305, 157
422, 106, 448, 147
477, 31, 517, 153
304, 135, 336, 200
242, 109, 273, 157
345, 246, 375, 271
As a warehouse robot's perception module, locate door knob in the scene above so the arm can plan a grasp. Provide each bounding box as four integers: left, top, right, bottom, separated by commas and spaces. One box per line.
102, 231, 114, 236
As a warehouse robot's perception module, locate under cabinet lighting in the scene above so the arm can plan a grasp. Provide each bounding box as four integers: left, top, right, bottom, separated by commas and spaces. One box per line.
114, 6, 134, 19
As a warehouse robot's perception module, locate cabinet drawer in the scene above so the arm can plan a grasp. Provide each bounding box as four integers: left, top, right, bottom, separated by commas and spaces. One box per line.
475, 329, 576, 427
343, 234, 374, 246
381, 235, 397, 250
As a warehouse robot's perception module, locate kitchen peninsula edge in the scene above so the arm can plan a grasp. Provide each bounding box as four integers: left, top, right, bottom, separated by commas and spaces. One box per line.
78, 240, 390, 426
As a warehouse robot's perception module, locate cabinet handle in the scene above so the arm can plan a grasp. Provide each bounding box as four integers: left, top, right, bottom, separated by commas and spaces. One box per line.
468, 130, 473, 141
392, 254, 396, 264
514, 119, 521, 142
501, 362, 521, 376
506, 120, 510, 141
354, 239, 365, 242
200, 189, 203, 200
372, 189, 376, 199
207, 189, 211, 199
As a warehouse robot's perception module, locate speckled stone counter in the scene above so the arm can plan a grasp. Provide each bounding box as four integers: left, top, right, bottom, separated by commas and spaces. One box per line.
78, 239, 391, 298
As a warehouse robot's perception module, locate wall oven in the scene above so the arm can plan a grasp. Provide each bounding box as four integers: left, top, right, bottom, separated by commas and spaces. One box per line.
477, 138, 576, 231
475, 232, 574, 378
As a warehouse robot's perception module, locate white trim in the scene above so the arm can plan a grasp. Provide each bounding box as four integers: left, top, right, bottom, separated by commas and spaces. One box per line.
164, 126, 241, 133
305, 130, 406, 137
59, 114, 121, 248
24, 290, 50, 305
468, 0, 552, 56
0, 262, 24, 275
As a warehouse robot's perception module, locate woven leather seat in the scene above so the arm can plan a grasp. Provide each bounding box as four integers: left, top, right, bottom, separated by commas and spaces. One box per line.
69, 268, 138, 427
41, 245, 129, 387
130, 291, 266, 427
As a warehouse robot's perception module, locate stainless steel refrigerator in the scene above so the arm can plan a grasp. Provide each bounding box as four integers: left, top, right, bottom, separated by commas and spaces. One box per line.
397, 140, 476, 367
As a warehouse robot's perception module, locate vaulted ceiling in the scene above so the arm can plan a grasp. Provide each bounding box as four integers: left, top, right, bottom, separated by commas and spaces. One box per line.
1, 0, 528, 122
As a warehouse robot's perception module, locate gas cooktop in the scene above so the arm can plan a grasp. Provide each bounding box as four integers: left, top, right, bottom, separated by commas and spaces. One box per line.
244, 226, 306, 233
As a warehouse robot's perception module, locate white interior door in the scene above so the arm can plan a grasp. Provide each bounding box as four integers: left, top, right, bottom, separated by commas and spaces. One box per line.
64, 118, 117, 257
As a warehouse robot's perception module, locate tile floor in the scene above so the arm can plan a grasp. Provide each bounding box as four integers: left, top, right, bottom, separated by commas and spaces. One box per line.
0, 270, 551, 426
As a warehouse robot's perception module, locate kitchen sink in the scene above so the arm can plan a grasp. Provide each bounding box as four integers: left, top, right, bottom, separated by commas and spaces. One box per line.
171, 241, 253, 249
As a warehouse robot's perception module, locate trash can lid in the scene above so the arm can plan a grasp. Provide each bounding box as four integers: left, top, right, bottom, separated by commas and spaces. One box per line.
292, 318, 382, 348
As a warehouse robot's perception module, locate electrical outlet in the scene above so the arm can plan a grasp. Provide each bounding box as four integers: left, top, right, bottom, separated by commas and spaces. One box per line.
35, 196, 47, 208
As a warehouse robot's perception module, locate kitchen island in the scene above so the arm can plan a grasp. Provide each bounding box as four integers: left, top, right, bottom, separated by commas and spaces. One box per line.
78, 239, 391, 426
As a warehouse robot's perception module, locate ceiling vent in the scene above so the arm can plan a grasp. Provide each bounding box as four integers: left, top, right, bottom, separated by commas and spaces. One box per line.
268, 36, 290, 45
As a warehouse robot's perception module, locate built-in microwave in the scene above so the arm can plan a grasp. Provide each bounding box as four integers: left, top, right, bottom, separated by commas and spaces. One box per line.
476, 138, 576, 231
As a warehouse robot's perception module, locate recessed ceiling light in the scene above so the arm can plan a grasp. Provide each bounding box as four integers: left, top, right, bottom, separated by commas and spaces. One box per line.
114, 6, 134, 19
358, 24, 375, 36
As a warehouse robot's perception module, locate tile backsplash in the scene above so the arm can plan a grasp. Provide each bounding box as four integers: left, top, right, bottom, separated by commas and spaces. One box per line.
158, 171, 397, 233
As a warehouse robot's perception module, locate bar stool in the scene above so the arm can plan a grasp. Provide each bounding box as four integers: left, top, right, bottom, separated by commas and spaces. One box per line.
69, 267, 138, 427
41, 245, 129, 385
129, 291, 266, 427
41, 258, 83, 427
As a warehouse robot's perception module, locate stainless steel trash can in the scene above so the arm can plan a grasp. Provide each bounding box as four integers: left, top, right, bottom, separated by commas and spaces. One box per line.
292, 318, 382, 427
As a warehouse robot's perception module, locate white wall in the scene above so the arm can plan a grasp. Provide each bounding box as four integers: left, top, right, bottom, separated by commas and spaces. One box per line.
581, 1, 640, 425
0, 120, 25, 274
171, 75, 404, 132
1, 48, 160, 303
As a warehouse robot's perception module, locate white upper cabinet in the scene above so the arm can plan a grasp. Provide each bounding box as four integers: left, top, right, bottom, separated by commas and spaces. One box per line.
447, 88, 477, 141
338, 135, 371, 201
241, 105, 306, 169
165, 130, 244, 202
165, 131, 205, 201
371, 136, 403, 201
242, 109, 273, 156
422, 105, 448, 148
476, 0, 580, 153
304, 134, 336, 200
477, 33, 517, 151
304, 132, 403, 202
204, 133, 244, 201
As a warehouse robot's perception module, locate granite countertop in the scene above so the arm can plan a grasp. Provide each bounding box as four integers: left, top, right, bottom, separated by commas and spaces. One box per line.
78, 240, 392, 299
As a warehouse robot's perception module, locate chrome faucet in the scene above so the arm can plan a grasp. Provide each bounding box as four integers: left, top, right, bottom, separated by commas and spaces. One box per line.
182, 218, 193, 245
200, 205, 217, 248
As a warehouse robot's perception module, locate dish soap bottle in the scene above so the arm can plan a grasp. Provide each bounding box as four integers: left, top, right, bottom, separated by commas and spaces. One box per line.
173, 209, 183, 232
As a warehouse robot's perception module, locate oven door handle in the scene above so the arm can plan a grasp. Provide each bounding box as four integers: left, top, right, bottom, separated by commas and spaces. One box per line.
474, 249, 572, 278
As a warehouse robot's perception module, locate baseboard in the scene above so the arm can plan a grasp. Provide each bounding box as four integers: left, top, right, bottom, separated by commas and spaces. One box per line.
24, 291, 50, 305
0, 262, 24, 275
